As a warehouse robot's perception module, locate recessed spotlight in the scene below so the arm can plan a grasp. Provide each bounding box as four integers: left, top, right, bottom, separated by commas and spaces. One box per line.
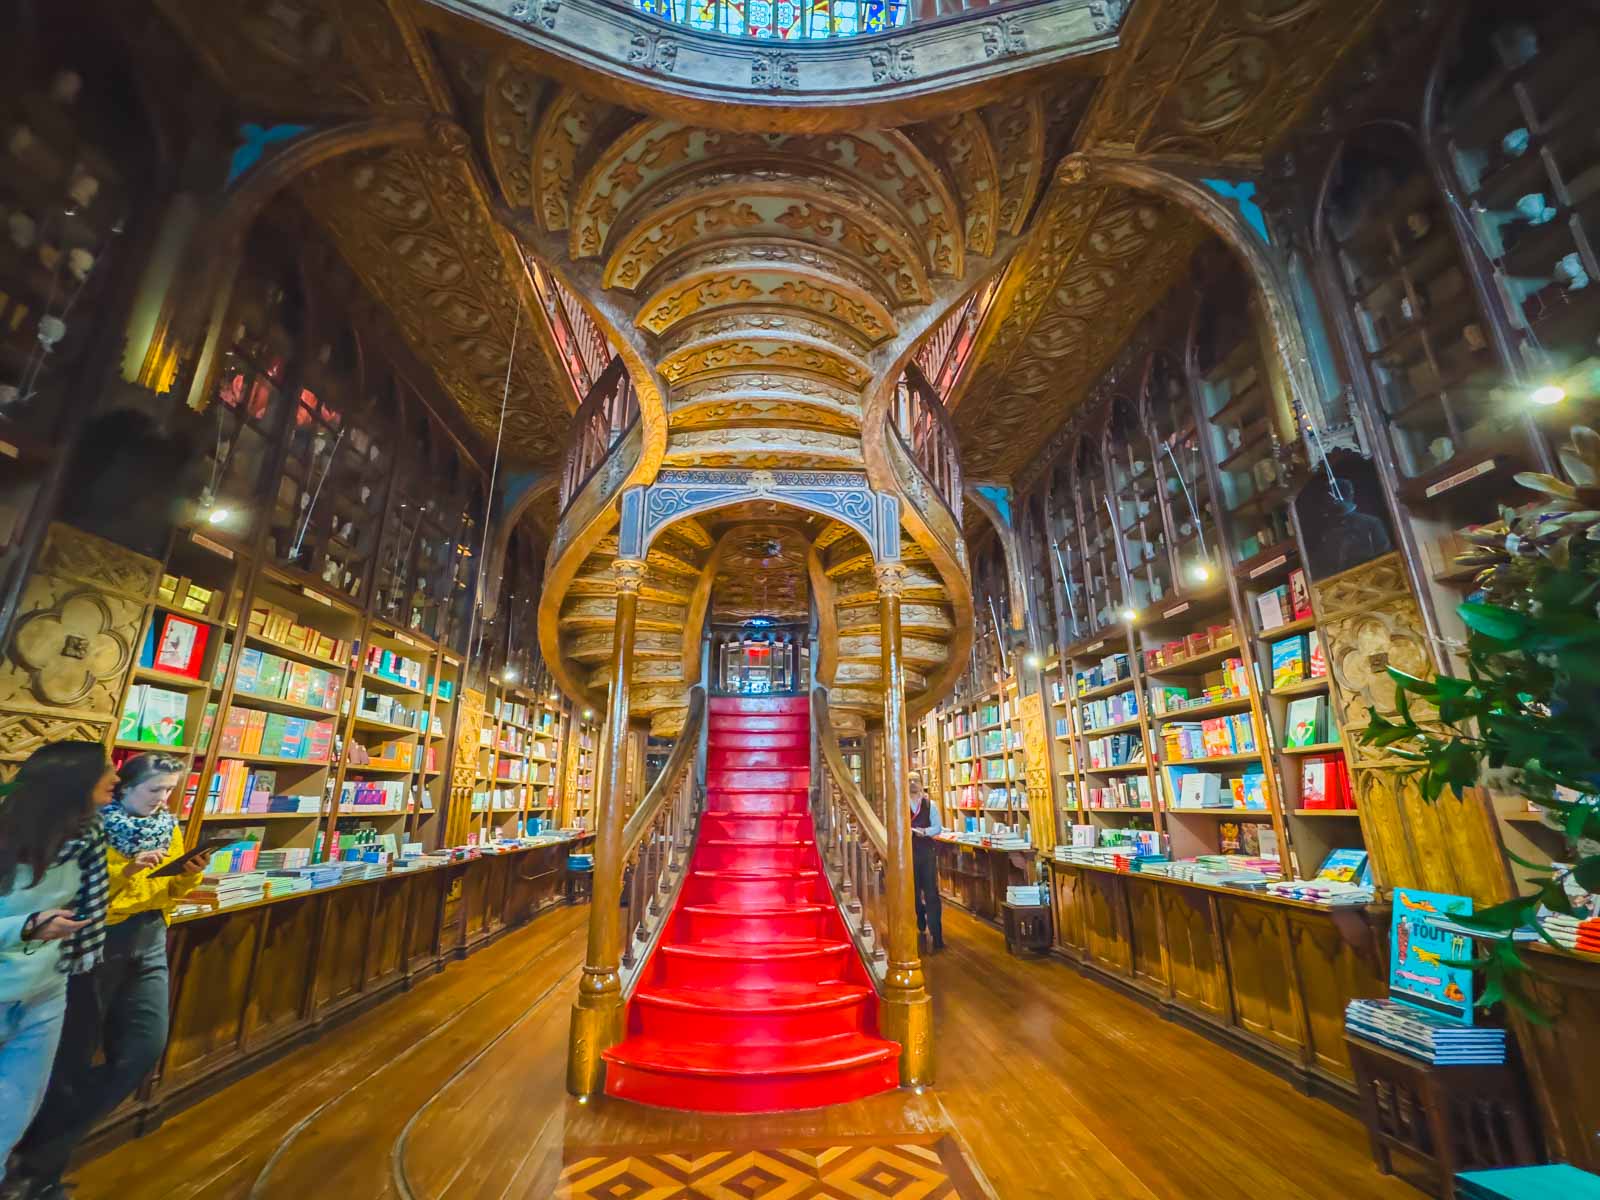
1024, 653, 1043, 670
206, 507, 230, 526
1530, 384, 1566, 406
1188, 561, 1213, 584
1121, 607, 1138, 624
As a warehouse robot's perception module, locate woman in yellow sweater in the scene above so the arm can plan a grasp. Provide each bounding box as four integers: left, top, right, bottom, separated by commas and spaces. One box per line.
11, 754, 209, 1197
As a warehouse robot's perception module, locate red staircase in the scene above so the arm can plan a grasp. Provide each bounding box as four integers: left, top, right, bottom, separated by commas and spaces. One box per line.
602, 694, 900, 1112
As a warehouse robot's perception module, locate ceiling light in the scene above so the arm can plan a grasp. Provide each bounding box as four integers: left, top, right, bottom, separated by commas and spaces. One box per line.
1188, 561, 1213, 584
1530, 384, 1566, 406
1023, 653, 1043, 670
206, 507, 230, 526
582, 708, 594, 720
502, 667, 519, 683
1121, 607, 1139, 624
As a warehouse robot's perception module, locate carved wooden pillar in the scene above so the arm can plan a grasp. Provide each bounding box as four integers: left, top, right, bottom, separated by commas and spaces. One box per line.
567, 556, 644, 1095
875, 561, 933, 1085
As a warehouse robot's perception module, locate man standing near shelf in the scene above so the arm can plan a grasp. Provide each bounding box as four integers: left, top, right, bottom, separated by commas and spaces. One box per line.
910, 775, 944, 953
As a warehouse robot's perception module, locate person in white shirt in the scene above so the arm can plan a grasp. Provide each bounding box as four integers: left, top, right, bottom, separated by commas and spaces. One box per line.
908, 775, 944, 951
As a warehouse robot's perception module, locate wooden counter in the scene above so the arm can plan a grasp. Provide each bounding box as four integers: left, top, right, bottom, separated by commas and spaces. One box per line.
932, 838, 1035, 922
100, 837, 592, 1144
1044, 859, 1390, 1102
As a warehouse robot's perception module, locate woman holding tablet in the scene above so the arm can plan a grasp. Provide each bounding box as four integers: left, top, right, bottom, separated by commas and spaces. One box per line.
11, 753, 209, 1198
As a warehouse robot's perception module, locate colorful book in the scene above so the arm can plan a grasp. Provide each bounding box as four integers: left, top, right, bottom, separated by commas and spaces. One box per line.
1270, 634, 1308, 689
119, 685, 147, 741
138, 687, 188, 745
1285, 695, 1328, 747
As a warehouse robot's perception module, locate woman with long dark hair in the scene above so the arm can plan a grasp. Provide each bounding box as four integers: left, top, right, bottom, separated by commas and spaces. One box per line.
11, 753, 207, 1197
0, 743, 113, 1185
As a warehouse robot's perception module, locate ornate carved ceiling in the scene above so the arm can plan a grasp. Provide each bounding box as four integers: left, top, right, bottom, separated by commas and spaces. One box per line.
154, 0, 1388, 486
709, 524, 811, 624
950, 0, 1390, 480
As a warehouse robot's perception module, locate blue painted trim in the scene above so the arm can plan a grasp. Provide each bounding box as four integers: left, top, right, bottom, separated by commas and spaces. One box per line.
975, 484, 1012, 529
1202, 178, 1270, 245
227, 124, 312, 187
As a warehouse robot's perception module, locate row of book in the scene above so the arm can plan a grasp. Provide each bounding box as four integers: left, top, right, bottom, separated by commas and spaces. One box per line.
363, 644, 426, 690
1084, 774, 1154, 810
979, 727, 1020, 754
211, 704, 337, 761
492, 696, 533, 726
203, 763, 323, 814
248, 600, 348, 665
356, 689, 426, 731
1269, 630, 1327, 689
1148, 657, 1251, 714
1255, 567, 1314, 632
337, 779, 408, 811
1162, 712, 1257, 761
231, 646, 343, 713
1086, 732, 1145, 770
1168, 766, 1267, 809
1081, 688, 1139, 730
1073, 651, 1134, 695
1141, 624, 1238, 672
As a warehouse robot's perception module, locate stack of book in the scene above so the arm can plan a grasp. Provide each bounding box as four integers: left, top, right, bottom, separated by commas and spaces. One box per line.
192, 871, 268, 909
1006, 884, 1047, 906
1345, 998, 1506, 1064
1540, 912, 1600, 953
364, 645, 425, 690
1162, 712, 1256, 761
1300, 752, 1353, 807
263, 873, 313, 900
249, 603, 347, 663
1266, 878, 1375, 905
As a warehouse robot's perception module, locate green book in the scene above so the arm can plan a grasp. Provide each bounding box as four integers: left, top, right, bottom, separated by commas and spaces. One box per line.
261, 712, 292, 758
119, 685, 147, 741
138, 687, 187, 746
256, 653, 289, 699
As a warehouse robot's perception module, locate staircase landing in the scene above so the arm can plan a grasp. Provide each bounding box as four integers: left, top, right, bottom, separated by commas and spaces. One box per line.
602, 694, 900, 1112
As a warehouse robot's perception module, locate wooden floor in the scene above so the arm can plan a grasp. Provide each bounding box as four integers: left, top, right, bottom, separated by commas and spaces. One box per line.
71, 905, 1424, 1200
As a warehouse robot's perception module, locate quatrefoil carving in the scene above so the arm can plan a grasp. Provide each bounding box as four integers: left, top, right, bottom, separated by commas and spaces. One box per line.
10, 589, 132, 706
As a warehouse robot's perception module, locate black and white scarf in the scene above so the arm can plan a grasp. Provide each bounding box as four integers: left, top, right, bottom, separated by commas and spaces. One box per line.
52, 819, 108, 975
100, 799, 177, 857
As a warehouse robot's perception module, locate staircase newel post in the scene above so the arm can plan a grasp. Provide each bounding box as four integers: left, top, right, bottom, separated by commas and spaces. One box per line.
568, 556, 646, 1097
874, 561, 934, 1087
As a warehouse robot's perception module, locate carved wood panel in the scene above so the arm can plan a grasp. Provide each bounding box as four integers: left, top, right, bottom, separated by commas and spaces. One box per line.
1520, 954, 1600, 1171
1018, 690, 1056, 854
365, 875, 412, 989
242, 895, 322, 1049
1313, 552, 1512, 902
1125, 876, 1167, 992
449, 686, 486, 845
1285, 910, 1386, 1084
1049, 864, 1086, 957
315, 885, 375, 1009
0, 523, 160, 771
1158, 883, 1228, 1020
1217, 896, 1302, 1057
163, 911, 263, 1089
1081, 869, 1131, 976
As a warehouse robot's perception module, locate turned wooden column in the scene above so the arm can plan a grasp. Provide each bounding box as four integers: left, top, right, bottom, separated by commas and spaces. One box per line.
875, 561, 934, 1086
567, 556, 645, 1095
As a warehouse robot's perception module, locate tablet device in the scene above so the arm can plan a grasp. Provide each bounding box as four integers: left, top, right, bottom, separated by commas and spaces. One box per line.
146, 834, 238, 878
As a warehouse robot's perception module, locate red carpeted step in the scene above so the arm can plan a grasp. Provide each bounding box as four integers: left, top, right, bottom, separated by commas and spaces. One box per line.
677, 902, 832, 943
602, 1034, 900, 1113
603, 693, 899, 1112
699, 812, 813, 842
693, 838, 815, 872
629, 980, 876, 1043
703, 790, 809, 815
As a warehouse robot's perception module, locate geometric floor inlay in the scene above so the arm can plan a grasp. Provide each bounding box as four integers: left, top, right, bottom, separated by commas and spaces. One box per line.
559, 1137, 989, 1199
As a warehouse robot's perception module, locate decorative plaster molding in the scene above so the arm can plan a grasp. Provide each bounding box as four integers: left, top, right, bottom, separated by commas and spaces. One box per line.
424, 1, 1124, 115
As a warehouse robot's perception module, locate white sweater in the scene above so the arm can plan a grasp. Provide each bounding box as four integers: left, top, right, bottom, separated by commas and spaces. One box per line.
0, 857, 83, 1004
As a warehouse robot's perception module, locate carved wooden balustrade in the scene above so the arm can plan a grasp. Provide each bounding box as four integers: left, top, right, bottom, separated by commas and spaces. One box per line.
529, 259, 613, 402
559, 356, 639, 513
890, 363, 963, 525
617, 686, 706, 983
913, 276, 997, 403
811, 685, 891, 983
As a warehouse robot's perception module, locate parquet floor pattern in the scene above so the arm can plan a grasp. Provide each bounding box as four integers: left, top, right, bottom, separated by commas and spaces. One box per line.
69, 905, 1423, 1200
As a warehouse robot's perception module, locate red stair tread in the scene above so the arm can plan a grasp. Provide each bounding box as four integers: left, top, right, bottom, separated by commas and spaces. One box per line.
659, 937, 849, 960
604, 1032, 897, 1077
635, 979, 871, 1013
680, 903, 829, 917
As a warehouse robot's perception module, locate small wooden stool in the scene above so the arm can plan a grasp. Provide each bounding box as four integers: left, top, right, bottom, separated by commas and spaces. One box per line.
566, 866, 593, 905
1002, 901, 1052, 955
1345, 1033, 1540, 1200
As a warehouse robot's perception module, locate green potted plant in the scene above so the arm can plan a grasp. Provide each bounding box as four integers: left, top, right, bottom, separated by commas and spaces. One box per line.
1363, 426, 1600, 1014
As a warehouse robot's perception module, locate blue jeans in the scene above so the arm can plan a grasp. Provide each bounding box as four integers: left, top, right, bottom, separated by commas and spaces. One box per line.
0, 985, 67, 1183
19, 912, 170, 1183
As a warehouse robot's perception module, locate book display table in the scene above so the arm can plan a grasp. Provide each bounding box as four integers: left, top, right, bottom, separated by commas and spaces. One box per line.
934, 840, 1035, 924
1346, 1034, 1540, 1200
90, 837, 591, 1151
1044, 858, 1390, 1100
